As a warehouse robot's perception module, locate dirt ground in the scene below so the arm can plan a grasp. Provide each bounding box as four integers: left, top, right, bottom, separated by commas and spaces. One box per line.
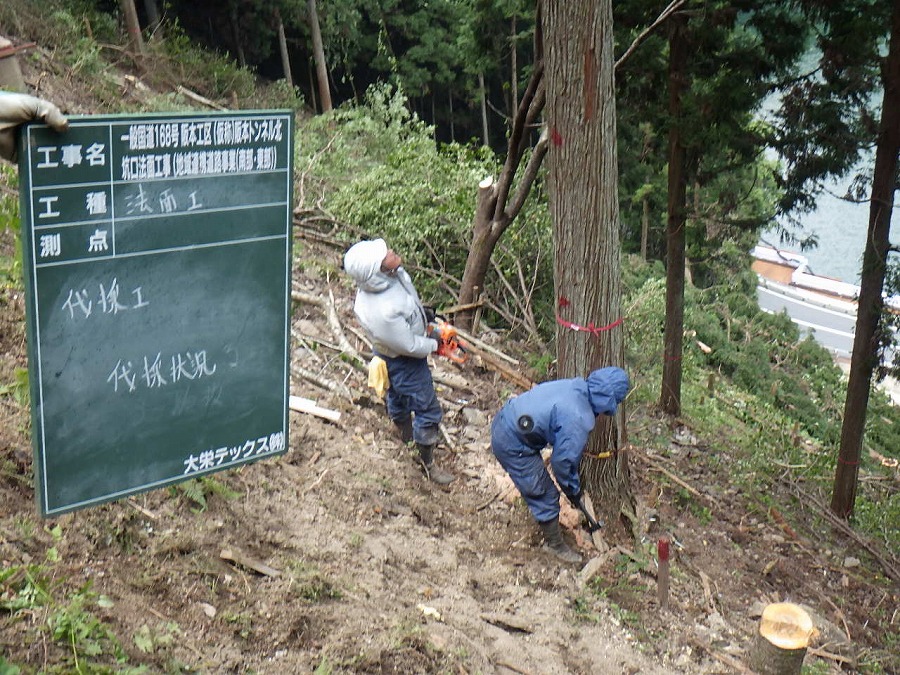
0, 227, 897, 674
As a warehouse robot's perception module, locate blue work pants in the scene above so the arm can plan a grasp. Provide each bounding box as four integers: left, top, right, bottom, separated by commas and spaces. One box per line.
490, 410, 560, 523
382, 355, 442, 446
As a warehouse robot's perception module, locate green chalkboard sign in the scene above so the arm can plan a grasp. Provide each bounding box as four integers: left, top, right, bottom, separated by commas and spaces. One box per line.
17, 111, 293, 516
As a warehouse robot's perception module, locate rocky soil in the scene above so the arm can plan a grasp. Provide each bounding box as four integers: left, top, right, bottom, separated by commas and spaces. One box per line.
0, 229, 897, 674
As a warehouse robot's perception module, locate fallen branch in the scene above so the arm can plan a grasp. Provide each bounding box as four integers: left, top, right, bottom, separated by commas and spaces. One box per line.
301, 461, 339, 496
480, 613, 533, 634
440, 424, 457, 452
127, 498, 158, 520
686, 634, 754, 674
807, 646, 857, 667
176, 85, 227, 110
220, 548, 281, 577
777, 477, 900, 583
632, 451, 722, 508
455, 327, 520, 365
475, 490, 501, 512
291, 364, 352, 399
292, 289, 365, 366
493, 661, 533, 675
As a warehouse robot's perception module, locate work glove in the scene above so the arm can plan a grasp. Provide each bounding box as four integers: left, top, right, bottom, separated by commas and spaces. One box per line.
423, 306, 436, 324
427, 325, 443, 343
0, 92, 69, 162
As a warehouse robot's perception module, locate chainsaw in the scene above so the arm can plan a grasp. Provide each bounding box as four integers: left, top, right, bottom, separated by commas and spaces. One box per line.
427, 318, 469, 364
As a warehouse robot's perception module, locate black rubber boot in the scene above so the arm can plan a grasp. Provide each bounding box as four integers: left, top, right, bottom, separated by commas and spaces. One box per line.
416, 443, 456, 485
538, 518, 581, 563
394, 417, 413, 444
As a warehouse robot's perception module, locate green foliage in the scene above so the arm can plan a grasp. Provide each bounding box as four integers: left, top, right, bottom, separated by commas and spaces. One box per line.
175, 476, 241, 512
0, 369, 30, 408
132, 622, 180, 654
148, 20, 259, 102
48, 583, 128, 665
299, 83, 556, 323
624, 256, 900, 552
286, 561, 342, 603
1, 561, 142, 673
0, 656, 21, 675
772, 1, 891, 217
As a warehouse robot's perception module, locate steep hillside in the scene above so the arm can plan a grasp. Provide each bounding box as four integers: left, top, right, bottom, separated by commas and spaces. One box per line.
1, 21, 898, 675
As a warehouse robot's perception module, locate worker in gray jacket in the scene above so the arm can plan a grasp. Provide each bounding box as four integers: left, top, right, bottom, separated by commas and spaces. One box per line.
491, 367, 629, 562
343, 238, 455, 485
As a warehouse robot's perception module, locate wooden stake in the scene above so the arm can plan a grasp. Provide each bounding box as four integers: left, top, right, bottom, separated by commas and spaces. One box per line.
657, 536, 670, 610
748, 602, 814, 675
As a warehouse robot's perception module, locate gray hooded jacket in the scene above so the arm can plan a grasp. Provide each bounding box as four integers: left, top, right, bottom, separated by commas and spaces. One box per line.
343, 239, 437, 359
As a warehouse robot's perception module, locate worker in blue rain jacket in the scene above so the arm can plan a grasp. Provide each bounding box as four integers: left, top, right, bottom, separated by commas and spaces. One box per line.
491, 367, 630, 563
343, 238, 455, 485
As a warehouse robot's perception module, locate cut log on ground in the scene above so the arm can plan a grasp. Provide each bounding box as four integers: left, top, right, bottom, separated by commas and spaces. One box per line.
748, 602, 814, 674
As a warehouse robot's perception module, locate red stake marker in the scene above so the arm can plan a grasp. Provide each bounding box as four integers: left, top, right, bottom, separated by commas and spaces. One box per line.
658, 536, 670, 611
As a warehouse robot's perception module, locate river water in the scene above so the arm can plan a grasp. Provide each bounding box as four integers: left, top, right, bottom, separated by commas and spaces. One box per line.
762, 177, 900, 286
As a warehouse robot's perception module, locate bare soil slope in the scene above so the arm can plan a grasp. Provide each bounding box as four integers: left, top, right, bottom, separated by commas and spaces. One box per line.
0, 47, 898, 675
1, 231, 897, 674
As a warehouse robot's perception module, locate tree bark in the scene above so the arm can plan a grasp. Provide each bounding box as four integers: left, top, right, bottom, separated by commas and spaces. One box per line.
449, 89, 455, 142
510, 15, 518, 116
660, 12, 688, 416
641, 196, 649, 261
479, 72, 490, 147
229, 4, 246, 68
456, 45, 547, 331
142, 0, 162, 38
276, 9, 293, 88
308, 0, 332, 112
543, 0, 631, 531
748, 602, 814, 675
831, 0, 900, 518
119, 0, 145, 58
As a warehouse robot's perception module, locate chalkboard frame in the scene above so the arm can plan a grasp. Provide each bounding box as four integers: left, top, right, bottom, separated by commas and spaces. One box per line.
17, 110, 294, 516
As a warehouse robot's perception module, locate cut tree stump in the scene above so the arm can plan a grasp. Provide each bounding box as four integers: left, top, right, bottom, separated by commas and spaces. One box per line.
748, 602, 814, 674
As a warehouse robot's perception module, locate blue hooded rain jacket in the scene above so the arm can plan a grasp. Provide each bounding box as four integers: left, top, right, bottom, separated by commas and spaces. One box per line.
490, 367, 630, 522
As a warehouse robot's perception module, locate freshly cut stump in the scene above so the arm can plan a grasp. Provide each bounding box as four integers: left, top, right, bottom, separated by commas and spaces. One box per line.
748, 602, 814, 674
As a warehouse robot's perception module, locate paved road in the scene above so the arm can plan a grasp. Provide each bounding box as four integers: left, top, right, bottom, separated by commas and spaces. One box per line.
756, 278, 900, 404
756, 279, 857, 358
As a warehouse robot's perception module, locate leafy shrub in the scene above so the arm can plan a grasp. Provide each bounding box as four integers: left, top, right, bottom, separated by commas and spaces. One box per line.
299, 84, 556, 316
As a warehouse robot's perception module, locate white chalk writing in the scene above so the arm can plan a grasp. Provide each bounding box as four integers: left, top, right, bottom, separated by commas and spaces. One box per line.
182, 430, 286, 474
107, 349, 216, 393
62, 279, 149, 320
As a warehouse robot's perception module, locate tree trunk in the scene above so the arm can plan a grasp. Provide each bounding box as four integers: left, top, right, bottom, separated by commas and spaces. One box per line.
308, 0, 332, 112
119, 0, 145, 58
276, 9, 293, 88
143, 0, 162, 38
660, 12, 688, 417
229, 4, 246, 68
308, 60, 318, 111
510, 15, 518, 116
458, 178, 502, 317
543, 0, 631, 532
457, 42, 547, 331
449, 89, 455, 142
748, 603, 814, 674
479, 72, 490, 147
641, 196, 649, 261
832, 0, 900, 518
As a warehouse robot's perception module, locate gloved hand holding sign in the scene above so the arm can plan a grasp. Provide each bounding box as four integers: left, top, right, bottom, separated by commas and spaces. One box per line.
0, 92, 69, 162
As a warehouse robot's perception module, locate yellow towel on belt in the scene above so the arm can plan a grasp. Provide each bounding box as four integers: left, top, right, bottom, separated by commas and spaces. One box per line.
367, 356, 389, 398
